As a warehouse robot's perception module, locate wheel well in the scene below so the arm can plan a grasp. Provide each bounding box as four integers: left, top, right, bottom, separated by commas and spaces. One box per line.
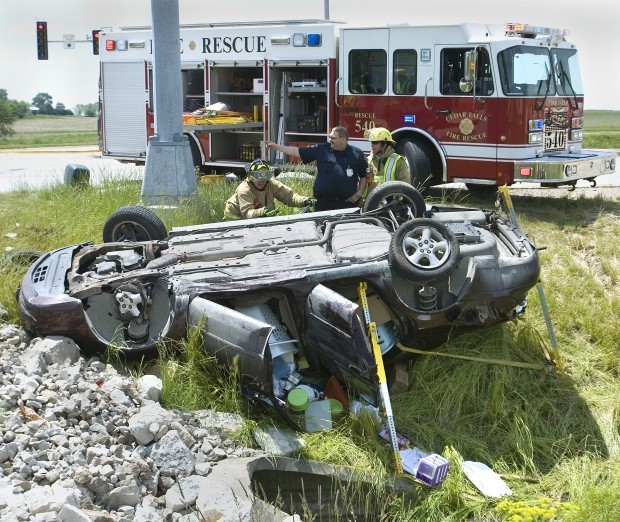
392, 130, 445, 183
186, 133, 205, 173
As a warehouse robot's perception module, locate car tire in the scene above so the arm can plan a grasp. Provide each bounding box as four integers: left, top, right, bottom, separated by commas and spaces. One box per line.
103, 206, 167, 242
363, 181, 426, 223
389, 218, 459, 283
395, 140, 434, 195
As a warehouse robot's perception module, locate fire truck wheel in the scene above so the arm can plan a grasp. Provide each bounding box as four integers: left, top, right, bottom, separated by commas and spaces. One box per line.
363, 181, 426, 224
103, 206, 168, 243
388, 218, 459, 283
396, 140, 433, 195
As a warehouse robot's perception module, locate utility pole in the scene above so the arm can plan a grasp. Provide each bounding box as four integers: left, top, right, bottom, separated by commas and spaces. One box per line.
141, 0, 198, 206
324, 0, 330, 19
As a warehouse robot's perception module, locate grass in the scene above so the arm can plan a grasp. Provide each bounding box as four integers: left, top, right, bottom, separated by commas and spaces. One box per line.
0, 176, 619, 520
0, 115, 98, 149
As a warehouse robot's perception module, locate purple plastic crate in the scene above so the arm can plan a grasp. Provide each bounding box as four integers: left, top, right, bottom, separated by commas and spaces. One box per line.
415, 454, 450, 487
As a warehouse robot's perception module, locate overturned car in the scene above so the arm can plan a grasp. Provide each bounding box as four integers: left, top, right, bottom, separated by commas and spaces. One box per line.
18, 183, 540, 427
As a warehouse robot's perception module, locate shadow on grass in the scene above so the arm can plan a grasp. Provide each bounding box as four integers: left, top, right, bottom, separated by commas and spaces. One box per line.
392, 324, 609, 478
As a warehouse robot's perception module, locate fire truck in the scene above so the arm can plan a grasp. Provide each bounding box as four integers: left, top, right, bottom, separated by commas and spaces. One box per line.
97, 20, 616, 193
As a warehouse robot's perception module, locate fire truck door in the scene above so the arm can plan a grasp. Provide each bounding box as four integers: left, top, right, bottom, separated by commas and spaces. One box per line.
101, 61, 148, 156
339, 28, 389, 144
433, 45, 498, 182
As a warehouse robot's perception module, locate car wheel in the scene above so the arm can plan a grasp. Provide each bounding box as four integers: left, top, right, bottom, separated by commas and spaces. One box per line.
395, 140, 434, 195
103, 206, 167, 242
363, 181, 426, 224
389, 218, 459, 283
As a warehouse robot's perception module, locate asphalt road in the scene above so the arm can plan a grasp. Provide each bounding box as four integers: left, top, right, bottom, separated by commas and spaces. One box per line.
1, 147, 619, 200
0, 147, 143, 193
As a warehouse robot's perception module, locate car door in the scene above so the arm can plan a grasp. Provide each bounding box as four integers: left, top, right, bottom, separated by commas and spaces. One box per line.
188, 297, 274, 391
304, 284, 377, 387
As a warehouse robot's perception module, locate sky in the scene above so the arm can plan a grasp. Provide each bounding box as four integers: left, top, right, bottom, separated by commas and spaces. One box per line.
1, 0, 619, 111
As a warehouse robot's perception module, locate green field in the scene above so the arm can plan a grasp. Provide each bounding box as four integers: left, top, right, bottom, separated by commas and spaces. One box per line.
0, 115, 98, 149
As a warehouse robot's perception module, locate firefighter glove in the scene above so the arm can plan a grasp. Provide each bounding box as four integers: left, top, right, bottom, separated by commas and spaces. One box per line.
264, 209, 279, 217
303, 198, 317, 207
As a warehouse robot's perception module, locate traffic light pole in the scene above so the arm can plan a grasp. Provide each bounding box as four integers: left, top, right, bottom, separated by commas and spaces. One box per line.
141, 0, 198, 206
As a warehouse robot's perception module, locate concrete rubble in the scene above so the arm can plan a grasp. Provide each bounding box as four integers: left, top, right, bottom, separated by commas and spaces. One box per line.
0, 325, 304, 521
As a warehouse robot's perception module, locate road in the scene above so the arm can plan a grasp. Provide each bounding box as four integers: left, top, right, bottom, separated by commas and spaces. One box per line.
1, 147, 619, 199
0, 147, 143, 193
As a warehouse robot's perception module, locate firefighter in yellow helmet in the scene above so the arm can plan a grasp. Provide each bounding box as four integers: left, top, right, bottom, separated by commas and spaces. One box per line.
223, 159, 314, 220
365, 127, 410, 196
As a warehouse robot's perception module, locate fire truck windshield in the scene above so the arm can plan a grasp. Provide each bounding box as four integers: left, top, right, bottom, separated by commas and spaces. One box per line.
498, 46, 554, 96
498, 45, 584, 98
551, 48, 584, 96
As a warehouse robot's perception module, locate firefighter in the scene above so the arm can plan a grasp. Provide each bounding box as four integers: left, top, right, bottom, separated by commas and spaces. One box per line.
365, 128, 410, 196
223, 159, 314, 220
266, 126, 368, 211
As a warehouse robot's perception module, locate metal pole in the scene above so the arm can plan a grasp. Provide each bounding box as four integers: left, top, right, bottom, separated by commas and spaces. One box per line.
324, 0, 330, 20
142, 0, 198, 206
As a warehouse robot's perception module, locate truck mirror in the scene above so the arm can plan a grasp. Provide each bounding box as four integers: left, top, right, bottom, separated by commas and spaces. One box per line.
460, 50, 477, 92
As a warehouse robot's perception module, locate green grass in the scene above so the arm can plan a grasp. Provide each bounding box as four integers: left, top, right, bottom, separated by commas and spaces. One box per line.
0, 179, 618, 520
0, 115, 98, 149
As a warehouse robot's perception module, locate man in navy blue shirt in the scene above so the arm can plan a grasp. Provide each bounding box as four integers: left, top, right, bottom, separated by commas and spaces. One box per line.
265, 126, 368, 211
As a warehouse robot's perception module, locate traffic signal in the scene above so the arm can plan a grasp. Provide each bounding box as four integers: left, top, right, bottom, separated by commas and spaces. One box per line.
92, 30, 101, 55
36, 21, 48, 60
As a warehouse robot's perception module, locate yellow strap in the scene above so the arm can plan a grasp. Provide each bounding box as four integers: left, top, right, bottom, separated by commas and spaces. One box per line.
396, 343, 548, 370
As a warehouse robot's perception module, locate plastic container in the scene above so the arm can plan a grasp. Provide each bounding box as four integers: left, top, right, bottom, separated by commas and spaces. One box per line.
324, 376, 349, 409
294, 384, 320, 401
327, 398, 344, 419
304, 400, 332, 432
287, 388, 310, 413
415, 454, 450, 487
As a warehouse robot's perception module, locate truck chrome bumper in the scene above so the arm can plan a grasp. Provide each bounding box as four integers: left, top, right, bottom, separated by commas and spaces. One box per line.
513, 150, 616, 183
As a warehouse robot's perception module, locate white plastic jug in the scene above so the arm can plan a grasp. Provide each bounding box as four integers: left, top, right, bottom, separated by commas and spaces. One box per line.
304, 400, 332, 432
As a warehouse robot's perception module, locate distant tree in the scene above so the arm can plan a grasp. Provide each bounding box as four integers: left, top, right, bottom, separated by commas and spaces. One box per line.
0, 98, 16, 139
74, 102, 99, 117
84, 103, 98, 117
54, 102, 73, 116
0, 89, 30, 118
32, 92, 55, 115
10, 100, 30, 119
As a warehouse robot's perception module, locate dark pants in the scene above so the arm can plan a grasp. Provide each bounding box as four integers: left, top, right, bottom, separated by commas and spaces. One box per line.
314, 198, 357, 212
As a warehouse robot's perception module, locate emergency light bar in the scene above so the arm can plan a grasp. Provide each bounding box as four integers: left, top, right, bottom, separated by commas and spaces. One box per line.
505, 23, 569, 38
271, 33, 322, 47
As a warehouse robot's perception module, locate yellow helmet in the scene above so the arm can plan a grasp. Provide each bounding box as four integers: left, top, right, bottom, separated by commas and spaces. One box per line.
367, 127, 395, 144
248, 159, 274, 181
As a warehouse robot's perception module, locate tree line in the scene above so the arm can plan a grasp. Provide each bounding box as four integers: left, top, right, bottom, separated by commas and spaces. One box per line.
0, 88, 98, 139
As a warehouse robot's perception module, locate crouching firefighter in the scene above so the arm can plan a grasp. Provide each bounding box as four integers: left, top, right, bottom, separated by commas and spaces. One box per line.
365, 127, 410, 195
223, 159, 315, 220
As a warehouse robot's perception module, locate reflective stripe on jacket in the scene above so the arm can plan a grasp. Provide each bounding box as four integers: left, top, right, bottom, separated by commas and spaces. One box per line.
372, 152, 401, 184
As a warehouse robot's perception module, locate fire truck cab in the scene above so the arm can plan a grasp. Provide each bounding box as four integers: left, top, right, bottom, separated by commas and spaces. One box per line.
98, 20, 616, 192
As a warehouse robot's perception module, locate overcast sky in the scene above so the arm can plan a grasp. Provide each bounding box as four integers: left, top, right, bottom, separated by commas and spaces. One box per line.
1, 0, 618, 110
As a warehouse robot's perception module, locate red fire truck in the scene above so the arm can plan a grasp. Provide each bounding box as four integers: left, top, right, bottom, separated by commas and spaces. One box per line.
98, 20, 616, 193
